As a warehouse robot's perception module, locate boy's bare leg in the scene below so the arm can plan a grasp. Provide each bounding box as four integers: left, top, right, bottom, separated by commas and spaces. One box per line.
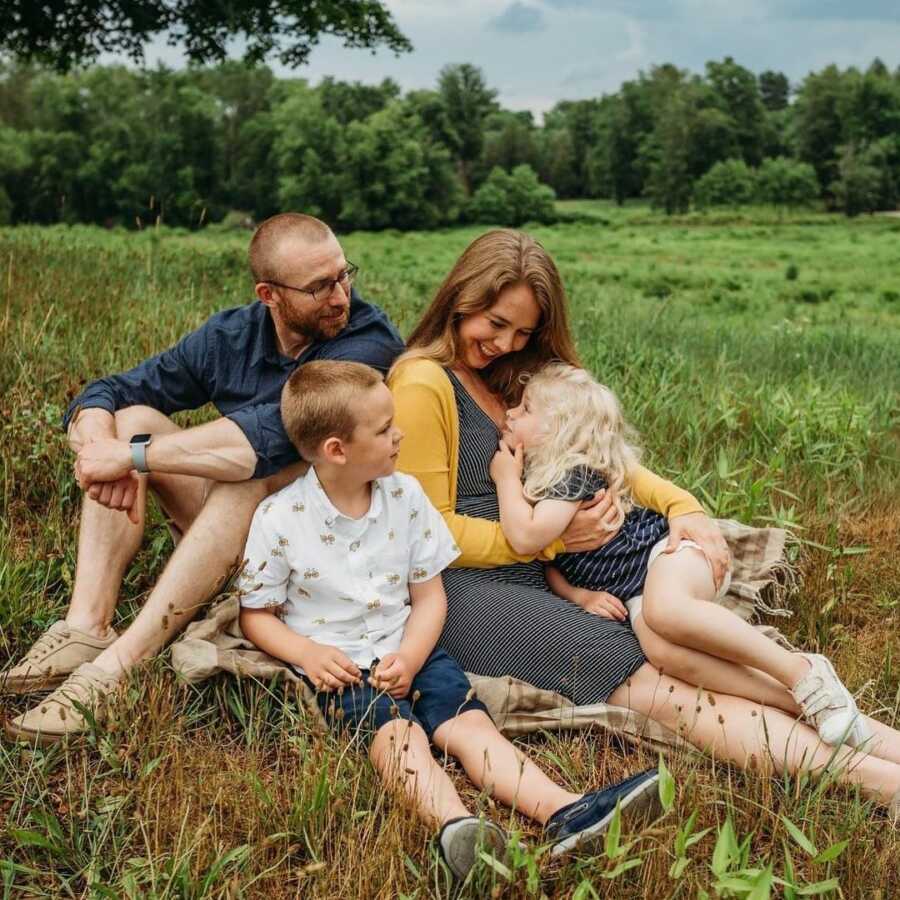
610, 664, 900, 804
641, 549, 810, 691
89, 460, 305, 676
632, 614, 801, 715
432, 710, 580, 824
65, 406, 209, 637
369, 719, 469, 825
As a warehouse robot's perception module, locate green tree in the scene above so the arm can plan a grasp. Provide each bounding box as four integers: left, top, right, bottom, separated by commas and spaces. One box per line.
693, 158, 756, 208
437, 64, 498, 193
759, 70, 790, 111
706, 56, 767, 165
1, 0, 412, 71
830, 144, 885, 215
317, 76, 401, 125
756, 156, 820, 210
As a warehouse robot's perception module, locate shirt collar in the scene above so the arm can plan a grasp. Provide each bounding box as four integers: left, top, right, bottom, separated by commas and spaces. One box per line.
307, 466, 384, 527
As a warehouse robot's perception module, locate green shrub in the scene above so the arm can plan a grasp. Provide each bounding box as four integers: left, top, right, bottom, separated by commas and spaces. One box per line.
693, 159, 757, 208
466, 165, 557, 226
757, 157, 820, 209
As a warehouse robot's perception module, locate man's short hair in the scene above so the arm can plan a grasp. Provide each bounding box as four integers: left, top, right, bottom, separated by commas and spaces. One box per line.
281, 360, 384, 459
249, 213, 333, 283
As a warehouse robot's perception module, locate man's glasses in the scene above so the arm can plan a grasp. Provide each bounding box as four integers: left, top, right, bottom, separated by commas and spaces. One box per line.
268, 262, 359, 304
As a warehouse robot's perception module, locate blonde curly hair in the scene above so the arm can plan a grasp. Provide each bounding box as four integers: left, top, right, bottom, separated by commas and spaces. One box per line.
520, 363, 643, 531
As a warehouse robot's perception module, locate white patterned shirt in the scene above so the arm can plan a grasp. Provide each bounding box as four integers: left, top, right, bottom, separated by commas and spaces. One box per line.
238, 467, 460, 668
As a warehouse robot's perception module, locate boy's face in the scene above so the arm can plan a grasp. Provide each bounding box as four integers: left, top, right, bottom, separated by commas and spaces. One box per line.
342, 382, 404, 479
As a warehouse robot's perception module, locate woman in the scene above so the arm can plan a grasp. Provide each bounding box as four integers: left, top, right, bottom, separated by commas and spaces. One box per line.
388, 229, 900, 812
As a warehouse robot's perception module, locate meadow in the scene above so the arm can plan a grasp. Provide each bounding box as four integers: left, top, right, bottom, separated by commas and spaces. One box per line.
1, 205, 899, 898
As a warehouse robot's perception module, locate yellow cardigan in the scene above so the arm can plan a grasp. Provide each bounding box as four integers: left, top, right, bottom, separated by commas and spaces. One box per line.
389, 357, 703, 569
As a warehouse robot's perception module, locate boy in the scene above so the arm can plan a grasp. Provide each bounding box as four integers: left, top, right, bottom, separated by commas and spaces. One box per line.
238, 360, 663, 879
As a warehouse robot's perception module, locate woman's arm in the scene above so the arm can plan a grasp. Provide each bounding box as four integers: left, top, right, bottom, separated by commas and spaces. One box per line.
391, 366, 565, 568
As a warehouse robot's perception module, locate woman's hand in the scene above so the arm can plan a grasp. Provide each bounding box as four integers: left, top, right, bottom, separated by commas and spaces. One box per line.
559, 489, 621, 552
665, 512, 731, 590
489, 441, 523, 484
575, 588, 628, 621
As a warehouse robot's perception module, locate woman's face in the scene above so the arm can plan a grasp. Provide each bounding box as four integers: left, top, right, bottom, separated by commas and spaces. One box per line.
456, 282, 541, 371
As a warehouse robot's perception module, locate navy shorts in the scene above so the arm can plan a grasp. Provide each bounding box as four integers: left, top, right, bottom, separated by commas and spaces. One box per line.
300, 648, 489, 745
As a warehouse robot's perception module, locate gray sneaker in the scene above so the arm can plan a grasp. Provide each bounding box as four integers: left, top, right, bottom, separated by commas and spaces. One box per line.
437, 816, 507, 881
2, 621, 118, 694
791, 654, 869, 748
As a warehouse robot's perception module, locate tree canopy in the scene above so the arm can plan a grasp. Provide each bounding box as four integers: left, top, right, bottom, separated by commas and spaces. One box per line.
0, 0, 412, 71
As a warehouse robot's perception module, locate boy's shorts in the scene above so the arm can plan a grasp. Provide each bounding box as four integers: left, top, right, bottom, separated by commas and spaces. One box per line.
627, 537, 732, 618
297, 648, 489, 745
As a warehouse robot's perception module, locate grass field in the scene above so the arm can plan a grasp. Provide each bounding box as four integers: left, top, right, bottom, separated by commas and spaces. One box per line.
1, 205, 899, 898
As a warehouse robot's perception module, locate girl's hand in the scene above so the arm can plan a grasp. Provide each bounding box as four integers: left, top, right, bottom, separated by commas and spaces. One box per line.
490, 441, 524, 483
665, 512, 731, 591
575, 588, 628, 621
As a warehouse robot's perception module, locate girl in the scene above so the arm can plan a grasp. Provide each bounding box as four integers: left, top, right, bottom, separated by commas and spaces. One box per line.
489, 362, 869, 749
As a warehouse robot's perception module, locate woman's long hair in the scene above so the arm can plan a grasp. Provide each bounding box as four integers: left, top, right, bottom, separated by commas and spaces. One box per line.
521, 363, 643, 531
394, 230, 580, 405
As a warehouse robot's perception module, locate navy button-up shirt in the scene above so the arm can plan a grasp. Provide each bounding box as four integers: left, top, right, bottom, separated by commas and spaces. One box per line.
63, 290, 405, 478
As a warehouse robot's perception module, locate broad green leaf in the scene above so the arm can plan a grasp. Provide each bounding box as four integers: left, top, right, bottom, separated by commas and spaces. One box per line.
797, 879, 841, 895
711, 818, 737, 875
812, 839, 848, 864
669, 857, 690, 879
658, 755, 676, 812
605, 801, 622, 859
601, 857, 643, 879
781, 816, 818, 857
478, 851, 511, 880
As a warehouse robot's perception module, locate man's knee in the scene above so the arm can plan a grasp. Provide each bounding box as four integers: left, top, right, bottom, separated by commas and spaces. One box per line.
114, 405, 176, 440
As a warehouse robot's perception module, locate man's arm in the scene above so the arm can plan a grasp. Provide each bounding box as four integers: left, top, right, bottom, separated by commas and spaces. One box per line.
76, 416, 259, 490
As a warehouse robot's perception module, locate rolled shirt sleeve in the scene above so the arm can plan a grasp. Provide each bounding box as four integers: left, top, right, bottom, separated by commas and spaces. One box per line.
226, 402, 301, 479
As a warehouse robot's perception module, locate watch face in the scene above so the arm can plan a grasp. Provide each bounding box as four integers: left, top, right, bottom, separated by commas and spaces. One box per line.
131, 433, 152, 444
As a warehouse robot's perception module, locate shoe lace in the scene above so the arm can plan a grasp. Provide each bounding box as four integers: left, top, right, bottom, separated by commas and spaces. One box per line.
23, 627, 68, 663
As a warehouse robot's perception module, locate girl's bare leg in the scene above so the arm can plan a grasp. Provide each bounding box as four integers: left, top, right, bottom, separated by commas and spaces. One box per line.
632, 613, 800, 715
642, 549, 810, 691
369, 719, 469, 825
432, 710, 581, 825
608, 664, 900, 804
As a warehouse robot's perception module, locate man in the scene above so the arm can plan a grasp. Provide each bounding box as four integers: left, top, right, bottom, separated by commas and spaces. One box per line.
3, 213, 405, 744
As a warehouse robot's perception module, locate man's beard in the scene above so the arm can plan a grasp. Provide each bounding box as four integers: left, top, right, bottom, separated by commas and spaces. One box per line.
278, 297, 349, 343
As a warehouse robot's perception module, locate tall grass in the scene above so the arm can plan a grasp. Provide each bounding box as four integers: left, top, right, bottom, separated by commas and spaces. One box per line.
1, 209, 898, 897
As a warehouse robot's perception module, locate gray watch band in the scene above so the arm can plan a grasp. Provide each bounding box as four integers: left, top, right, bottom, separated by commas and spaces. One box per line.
130, 435, 152, 474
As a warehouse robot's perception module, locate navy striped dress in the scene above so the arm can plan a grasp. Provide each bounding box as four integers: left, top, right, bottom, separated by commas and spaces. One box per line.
438, 370, 646, 705
548, 467, 669, 600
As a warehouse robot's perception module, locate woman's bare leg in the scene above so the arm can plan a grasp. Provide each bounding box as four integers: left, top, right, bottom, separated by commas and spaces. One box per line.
632, 614, 801, 716
608, 664, 900, 804
642, 549, 810, 692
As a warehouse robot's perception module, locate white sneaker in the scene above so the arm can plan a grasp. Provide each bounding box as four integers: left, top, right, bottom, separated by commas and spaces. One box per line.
791, 654, 867, 747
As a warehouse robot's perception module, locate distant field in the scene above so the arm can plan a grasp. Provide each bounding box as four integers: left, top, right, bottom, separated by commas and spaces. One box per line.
1, 211, 899, 898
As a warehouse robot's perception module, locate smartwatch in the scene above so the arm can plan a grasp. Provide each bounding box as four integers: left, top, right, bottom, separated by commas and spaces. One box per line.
130, 433, 153, 474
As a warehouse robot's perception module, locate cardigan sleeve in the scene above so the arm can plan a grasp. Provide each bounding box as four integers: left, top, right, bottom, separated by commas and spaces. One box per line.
628, 465, 704, 519
390, 361, 565, 568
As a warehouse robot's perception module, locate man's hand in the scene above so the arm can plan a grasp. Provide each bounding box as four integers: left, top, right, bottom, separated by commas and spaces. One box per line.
665, 511, 731, 591
75, 438, 134, 487
574, 588, 628, 621
559, 489, 621, 552
87, 473, 141, 524
368, 652, 415, 699
490, 441, 523, 484
299, 641, 362, 692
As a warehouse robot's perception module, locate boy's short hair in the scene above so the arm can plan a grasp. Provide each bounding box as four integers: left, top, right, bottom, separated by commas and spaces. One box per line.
281, 360, 384, 459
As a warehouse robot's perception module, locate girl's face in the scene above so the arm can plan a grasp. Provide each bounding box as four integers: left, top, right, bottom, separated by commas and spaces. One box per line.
503, 390, 546, 450
456, 282, 541, 371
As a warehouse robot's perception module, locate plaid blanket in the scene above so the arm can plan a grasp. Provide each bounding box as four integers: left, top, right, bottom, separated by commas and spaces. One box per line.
170, 519, 797, 751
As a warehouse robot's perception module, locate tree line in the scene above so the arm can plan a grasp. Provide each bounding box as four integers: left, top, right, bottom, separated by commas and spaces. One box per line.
1, 56, 898, 231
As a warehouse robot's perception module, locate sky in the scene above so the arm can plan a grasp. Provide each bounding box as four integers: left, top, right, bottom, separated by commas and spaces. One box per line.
132, 0, 900, 118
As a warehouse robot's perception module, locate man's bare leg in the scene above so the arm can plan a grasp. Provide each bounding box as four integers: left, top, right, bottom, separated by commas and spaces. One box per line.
89, 460, 306, 676
65, 406, 210, 638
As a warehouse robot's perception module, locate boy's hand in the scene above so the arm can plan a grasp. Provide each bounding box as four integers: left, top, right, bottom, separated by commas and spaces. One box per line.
369, 652, 415, 699
299, 642, 362, 692
490, 441, 524, 483
575, 588, 628, 621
